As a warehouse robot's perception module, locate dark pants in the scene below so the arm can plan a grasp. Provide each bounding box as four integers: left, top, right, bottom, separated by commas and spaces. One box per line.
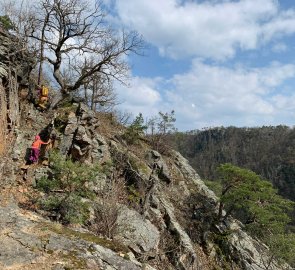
29, 148, 40, 163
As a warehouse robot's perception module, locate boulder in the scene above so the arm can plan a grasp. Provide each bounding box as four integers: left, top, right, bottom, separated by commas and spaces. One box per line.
115, 206, 160, 254
91, 134, 109, 162
77, 102, 96, 122
0, 202, 154, 270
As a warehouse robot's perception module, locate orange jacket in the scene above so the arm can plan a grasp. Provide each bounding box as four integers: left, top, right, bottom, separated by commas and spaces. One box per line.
32, 139, 49, 149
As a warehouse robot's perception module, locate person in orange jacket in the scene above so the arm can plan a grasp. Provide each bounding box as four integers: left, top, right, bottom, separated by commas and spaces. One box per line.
29, 135, 50, 163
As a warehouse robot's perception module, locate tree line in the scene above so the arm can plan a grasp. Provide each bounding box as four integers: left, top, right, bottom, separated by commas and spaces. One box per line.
170, 125, 295, 202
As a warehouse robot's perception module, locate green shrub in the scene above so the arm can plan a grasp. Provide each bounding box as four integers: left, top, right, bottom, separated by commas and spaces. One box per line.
123, 113, 147, 144
0, 15, 14, 30
101, 160, 113, 177
127, 184, 141, 204
61, 194, 90, 224
268, 233, 295, 266
39, 195, 62, 211
35, 151, 100, 224
36, 177, 59, 193
203, 179, 222, 196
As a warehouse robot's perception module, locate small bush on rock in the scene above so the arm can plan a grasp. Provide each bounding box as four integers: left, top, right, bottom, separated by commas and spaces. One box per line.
123, 113, 147, 144
36, 151, 101, 224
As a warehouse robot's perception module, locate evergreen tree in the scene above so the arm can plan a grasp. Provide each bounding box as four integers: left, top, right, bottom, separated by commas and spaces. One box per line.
123, 113, 147, 144
217, 163, 295, 266
0, 15, 14, 30
158, 110, 176, 134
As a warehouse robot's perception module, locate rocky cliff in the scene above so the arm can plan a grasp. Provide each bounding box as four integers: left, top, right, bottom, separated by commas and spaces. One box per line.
0, 29, 290, 270
0, 27, 33, 156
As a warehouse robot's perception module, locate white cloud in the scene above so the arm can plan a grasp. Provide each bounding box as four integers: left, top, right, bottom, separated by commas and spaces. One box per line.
271, 42, 288, 53
168, 60, 295, 129
116, 77, 162, 117
272, 94, 295, 110
111, 0, 295, 60
116, 60, 295, 130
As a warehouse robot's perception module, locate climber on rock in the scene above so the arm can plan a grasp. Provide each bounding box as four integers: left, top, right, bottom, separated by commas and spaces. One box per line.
29, 135, 51, 164
37, 84, 49, 110
41, 133, 57, 166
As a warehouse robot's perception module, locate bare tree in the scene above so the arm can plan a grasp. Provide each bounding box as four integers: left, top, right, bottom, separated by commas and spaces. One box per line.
113, 110, 132, 126
82, 73, 116, 111
146, 111, 177, 154
26, 0, 144, 97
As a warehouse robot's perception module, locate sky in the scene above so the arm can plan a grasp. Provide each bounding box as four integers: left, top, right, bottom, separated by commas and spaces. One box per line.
101, 0, 295, 130
2, 0, 295, 131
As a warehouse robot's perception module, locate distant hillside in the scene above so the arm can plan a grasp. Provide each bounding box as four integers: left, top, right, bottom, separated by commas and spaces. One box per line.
171, 126, 295, 201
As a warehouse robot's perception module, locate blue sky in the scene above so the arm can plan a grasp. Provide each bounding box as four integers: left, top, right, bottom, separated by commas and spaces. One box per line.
3, 0, 295, 131
102, 0, 295, 130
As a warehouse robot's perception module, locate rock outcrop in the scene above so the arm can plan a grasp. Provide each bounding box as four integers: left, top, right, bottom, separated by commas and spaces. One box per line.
0, 29, 290, 270
0, 28, 34, 156
115, 206, 160, 254
0, 201, 148, 270
0, 100, 289, 270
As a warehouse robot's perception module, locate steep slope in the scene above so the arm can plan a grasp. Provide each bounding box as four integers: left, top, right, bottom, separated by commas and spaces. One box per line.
0, 101, 288, 270
0, 28, 290, 270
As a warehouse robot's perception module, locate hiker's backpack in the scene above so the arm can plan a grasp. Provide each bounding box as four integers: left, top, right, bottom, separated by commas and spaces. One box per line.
41, 86, 49, 97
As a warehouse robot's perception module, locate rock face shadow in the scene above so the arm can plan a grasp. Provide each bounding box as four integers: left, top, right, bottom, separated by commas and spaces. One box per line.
24, 147, 32, 164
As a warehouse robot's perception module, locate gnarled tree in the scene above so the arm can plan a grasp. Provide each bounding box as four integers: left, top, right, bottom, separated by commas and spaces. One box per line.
28, 0, 143, 96
2, 0, 143, 104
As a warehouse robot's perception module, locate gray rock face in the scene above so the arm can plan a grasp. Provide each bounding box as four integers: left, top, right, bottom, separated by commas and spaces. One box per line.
156, 196, 201, 270
115, 206, 160, 254
0, 29, 34, 156
172, 150, 218, 203
0, 51, 288, 270
220, 220, 283, 270
59, 103, 109, 164
0, 201, 149, 270
92, 133, 109, 162
0, 202, 41, 268
78, 103, 96, 121
59, 111, 78, 155
71, 125, 92, 160
146, 150, 171, 183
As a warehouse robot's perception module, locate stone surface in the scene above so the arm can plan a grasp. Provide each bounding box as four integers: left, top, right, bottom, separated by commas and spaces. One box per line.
172, 150, 218, 203
0, 201, 149, 270
115, 206, 160, 254
146, 150, 171, 183
0, 28, 34, 157
157, 196, 201, 270
169, 150, 285, 270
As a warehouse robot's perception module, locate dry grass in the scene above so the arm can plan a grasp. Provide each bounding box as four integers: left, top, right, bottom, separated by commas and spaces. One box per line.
95, 111, 124, 139
0, 143, 5, 156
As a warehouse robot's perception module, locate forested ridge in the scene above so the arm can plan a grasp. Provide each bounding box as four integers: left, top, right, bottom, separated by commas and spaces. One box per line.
171, 125, 295, 201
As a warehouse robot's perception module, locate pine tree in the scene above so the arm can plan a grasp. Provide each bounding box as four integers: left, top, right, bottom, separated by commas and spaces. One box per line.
217, 163, 295, 266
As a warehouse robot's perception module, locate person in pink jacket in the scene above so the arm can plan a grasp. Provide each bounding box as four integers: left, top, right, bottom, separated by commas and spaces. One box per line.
29, 135, 50, 163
